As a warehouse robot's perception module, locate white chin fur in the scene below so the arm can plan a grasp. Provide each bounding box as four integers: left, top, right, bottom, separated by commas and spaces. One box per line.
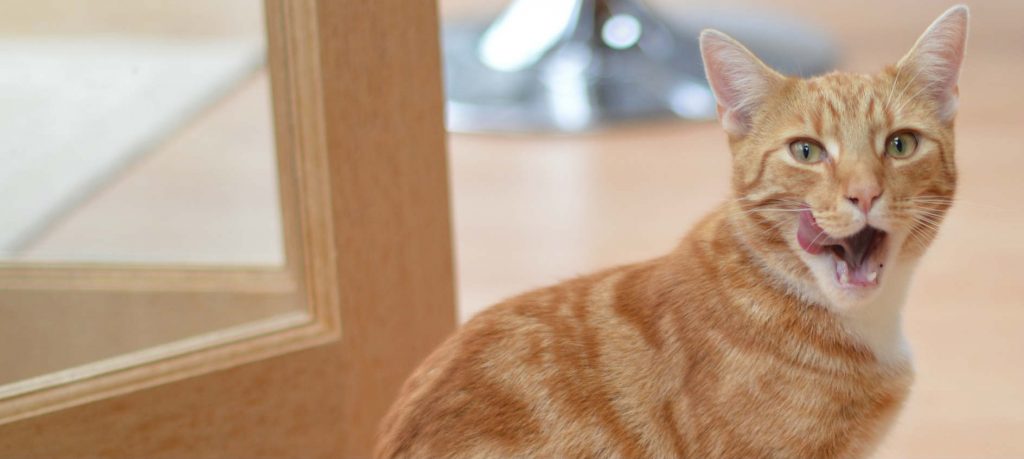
791, 233, 917, 364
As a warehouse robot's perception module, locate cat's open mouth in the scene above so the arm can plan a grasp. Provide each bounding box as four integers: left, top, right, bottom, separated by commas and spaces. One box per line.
797, 210, 888, 288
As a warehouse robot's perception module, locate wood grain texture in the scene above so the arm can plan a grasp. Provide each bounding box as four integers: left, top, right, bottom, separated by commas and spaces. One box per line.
0, 289, 300, 386
0, 0, 456, 456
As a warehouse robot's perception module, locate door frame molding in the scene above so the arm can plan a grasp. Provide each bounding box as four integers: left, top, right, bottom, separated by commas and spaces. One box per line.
0, 0, 342, 424
0, 5, 454, 456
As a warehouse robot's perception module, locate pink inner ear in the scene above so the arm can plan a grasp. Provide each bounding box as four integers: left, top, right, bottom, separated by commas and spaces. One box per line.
701, 38, 747, 111
699, 31, 776, 135
713, 103, 746, 136
921, 29, 966, 90
900, 7, 968, 120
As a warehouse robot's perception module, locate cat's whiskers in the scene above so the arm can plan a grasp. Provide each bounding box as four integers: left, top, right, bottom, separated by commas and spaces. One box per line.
901, 196, 958, 205
913, 227, 938, 243
905, 225, 934, 250
905, 196, 1017, 215
886, 62, 927, 113
912, 208, 949, 219
884, 208, 938, 245
805, 225, 834, 251
760, 216, 799, 237
910, 215, 945, 235
893, 82, 932, 115
736, 208, 805, 216
727, 204, 810, 239
910, 216, 942, 236
884, 64, 907, 110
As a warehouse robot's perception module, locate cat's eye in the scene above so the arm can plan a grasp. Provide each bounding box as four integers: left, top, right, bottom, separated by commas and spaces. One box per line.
885, 132, 919, 158
789, 140, 826, 164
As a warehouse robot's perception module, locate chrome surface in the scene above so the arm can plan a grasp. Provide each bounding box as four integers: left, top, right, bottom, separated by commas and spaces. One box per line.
443, 0, 838, 132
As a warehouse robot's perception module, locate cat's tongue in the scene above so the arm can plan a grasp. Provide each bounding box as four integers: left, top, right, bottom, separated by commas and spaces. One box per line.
796, 209, 886, 287
796, 209, 838, 254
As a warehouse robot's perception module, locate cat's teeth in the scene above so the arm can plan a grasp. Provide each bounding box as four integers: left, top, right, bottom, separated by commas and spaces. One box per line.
836, 260, 850, 285
867, 271, 878, 282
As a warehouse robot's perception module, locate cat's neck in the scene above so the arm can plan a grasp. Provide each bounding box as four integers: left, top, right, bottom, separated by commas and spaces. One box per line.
715, 204, 915, 365
835, 262, 916, 364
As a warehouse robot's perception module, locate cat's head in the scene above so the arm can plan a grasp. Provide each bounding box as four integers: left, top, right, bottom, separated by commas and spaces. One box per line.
700, 6, 968, 308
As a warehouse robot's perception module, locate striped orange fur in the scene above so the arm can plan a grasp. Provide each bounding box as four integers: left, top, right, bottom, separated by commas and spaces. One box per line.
376, 6, 968, 458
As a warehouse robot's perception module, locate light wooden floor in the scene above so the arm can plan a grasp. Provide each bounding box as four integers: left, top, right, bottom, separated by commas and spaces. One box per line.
9, 1, 1024, 457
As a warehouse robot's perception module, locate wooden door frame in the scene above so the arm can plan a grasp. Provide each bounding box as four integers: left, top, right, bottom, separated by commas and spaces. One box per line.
0, 0, 456, 456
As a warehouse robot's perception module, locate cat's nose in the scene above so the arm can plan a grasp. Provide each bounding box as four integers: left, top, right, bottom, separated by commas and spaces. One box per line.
846, 183, 882, 215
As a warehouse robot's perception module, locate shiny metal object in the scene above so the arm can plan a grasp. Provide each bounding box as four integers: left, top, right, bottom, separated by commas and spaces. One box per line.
443, 0, 838, 132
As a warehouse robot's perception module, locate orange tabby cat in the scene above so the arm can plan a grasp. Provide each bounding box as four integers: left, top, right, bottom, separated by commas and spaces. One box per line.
377, 6, 968, 458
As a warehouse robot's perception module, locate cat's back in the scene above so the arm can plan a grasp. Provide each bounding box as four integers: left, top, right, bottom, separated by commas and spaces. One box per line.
375, 258, 687, 458
375, 211, 912, 458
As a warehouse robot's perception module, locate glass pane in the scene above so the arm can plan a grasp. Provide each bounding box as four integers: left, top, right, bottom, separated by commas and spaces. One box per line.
0, 0, 282, 265
0, 1, 304, 392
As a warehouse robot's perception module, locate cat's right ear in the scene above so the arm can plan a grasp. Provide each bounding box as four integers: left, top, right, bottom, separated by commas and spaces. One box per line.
699, 30, 782, 136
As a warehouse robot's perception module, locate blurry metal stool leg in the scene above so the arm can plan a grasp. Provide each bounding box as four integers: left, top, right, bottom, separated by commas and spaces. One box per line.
442, 0, 837, 133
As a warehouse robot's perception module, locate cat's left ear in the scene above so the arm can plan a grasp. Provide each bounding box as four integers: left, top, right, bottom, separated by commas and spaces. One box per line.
896, 5, 969, 122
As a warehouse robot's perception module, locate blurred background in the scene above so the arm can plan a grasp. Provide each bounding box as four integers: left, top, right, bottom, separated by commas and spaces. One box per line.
1, 0, 1022, 457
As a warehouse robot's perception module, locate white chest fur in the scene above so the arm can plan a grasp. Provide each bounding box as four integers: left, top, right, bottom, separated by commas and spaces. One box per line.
837, 262, 918, 364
